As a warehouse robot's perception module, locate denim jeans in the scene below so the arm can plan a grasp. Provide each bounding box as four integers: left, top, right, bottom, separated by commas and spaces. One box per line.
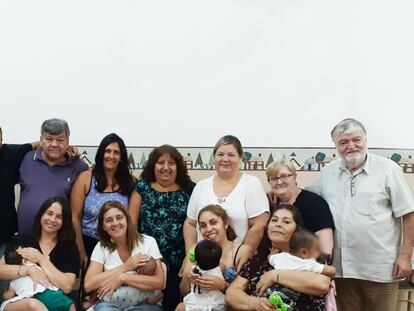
94, 302, 163, 311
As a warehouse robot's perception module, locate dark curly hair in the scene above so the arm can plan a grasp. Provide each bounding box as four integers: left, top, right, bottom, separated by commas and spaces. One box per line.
140, 144, 194, 195
93, 133, 135, 196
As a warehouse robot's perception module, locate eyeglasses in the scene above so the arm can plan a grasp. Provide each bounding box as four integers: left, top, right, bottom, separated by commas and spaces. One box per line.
268, 174, 294, 183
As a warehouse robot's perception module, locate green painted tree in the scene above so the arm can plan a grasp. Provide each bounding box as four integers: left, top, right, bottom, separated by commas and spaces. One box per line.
128, 153, 136, 169
315, 152, 326, 162
208, 153, 215, 168
390, 153, 402, 163
266, 153, 274, 167
243, 151, 252, 169
139, 153, 147, 167
195, 153, 203, 167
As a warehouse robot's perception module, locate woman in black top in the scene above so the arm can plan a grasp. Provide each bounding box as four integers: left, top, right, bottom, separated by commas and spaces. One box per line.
0, 196, 79, 311
266, 159, 334, 256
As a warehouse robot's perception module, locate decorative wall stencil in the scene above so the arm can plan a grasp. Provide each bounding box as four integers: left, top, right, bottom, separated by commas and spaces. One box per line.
78, 146, 414, 174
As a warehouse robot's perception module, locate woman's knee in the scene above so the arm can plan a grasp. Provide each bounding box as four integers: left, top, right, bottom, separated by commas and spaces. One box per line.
5, 298, 47, 311
94, 302, 120, 311
125, 303, 163, 311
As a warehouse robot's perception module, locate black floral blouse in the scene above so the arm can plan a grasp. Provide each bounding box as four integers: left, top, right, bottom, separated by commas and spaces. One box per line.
239, 254, 325, 311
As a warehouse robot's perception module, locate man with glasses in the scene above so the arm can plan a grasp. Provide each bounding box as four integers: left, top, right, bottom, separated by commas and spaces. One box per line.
308, 118, 414, 311
17, 118, 87, 234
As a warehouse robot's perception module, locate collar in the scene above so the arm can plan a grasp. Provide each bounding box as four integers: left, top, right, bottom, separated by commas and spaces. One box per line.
33, 148, 71, 166
338, 152, 370, 176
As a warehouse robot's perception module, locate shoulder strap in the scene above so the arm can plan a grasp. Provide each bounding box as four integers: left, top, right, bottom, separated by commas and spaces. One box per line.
233, 243, 244, 267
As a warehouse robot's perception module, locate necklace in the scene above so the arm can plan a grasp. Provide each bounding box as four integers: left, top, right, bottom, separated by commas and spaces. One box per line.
217, 196, 226, 205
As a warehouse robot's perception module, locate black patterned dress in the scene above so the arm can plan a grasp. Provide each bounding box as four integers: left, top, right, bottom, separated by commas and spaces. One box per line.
239, 255, 325, 311
136, 179, 192, 310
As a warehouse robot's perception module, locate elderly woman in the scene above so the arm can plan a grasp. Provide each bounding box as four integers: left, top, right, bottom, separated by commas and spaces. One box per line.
266, 160, 334, 256
0, 196, 80, 311
225, 204, 331, 311
84, 201, 164, 311
184, 135, 269, 253
71, 133, 139, 264
131, 144, 195, 310
180, 205, 253, 297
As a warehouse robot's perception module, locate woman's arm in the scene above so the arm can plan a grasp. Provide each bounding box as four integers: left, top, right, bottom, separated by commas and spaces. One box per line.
16, 248, 76, 293
118, 258, 164, 290
183, 217, 198, 253
128, 190, 141, 229
0, 257, 20, 280
257, 270, 330, 296
96, 259, 164, 300
315, 228, 333, 256
179, 244, 201, 295
225, 276, 273, 311
244, 213, 269, 251
235, 244, 254, 272
38, 259, 76, 294
70, 170, 91, 263
84, 254, 150, 293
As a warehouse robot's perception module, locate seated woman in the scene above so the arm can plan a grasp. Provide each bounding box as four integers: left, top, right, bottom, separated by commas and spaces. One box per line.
225, 204, 331, 311
180, 205, 253, 302
0, 196, 80, 311
84, 201, 164, 311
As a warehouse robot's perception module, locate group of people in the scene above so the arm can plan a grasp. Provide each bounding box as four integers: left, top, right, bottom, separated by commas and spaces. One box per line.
0, 117, 413, 311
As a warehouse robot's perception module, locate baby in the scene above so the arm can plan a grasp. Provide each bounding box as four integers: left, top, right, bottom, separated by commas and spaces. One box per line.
266, 229, 336, 309
1, 249, 75, 311
180, 240, 225, 311
269, 229, 336, 277
102, 256, 163, 308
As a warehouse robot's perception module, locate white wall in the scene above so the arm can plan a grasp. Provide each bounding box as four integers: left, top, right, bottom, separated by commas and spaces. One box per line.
1, 0, 413, 148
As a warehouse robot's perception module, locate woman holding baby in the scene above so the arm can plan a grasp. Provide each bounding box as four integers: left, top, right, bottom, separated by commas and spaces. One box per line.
84, 200, 164, 311
0, 196, 80, 311
225, 204, 332, 311
178, 205, 253, 311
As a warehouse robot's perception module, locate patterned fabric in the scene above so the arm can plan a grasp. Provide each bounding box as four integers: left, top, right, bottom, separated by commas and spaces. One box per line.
136, 179, 191, 270
239, 255, 325, 311
223, 267, 238, 283
82, 176, 129, 238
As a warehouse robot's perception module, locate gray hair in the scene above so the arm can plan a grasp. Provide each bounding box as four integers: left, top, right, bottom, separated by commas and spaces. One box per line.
330, 118, 366, 141
41, 118, 70, 137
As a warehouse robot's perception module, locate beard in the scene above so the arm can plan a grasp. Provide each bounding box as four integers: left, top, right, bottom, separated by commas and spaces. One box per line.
343, 150, 367, 171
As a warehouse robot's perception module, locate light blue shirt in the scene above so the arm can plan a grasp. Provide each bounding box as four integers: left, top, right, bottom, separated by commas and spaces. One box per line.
308, 152, 414, 282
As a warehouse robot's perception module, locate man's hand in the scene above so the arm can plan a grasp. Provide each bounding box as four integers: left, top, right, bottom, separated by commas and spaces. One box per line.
393, 252, 412, 279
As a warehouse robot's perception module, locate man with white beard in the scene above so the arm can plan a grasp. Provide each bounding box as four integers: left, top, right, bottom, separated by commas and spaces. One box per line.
308, 118, 414, 311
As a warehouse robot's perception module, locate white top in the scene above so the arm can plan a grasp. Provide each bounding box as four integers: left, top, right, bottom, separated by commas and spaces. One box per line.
184, 265, 225, 310
0, 266, 59, 311
269, 252, 325, 274
187, 173, 269, 243
307, 153, 414, 282
91, 234, 162, 271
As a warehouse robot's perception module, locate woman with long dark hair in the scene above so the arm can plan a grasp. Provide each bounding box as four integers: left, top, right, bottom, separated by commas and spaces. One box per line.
71, 133, 138, 264
0, 196, 80, 311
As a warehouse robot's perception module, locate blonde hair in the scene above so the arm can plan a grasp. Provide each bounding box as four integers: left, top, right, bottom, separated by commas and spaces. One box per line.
266, 159, 297, 180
